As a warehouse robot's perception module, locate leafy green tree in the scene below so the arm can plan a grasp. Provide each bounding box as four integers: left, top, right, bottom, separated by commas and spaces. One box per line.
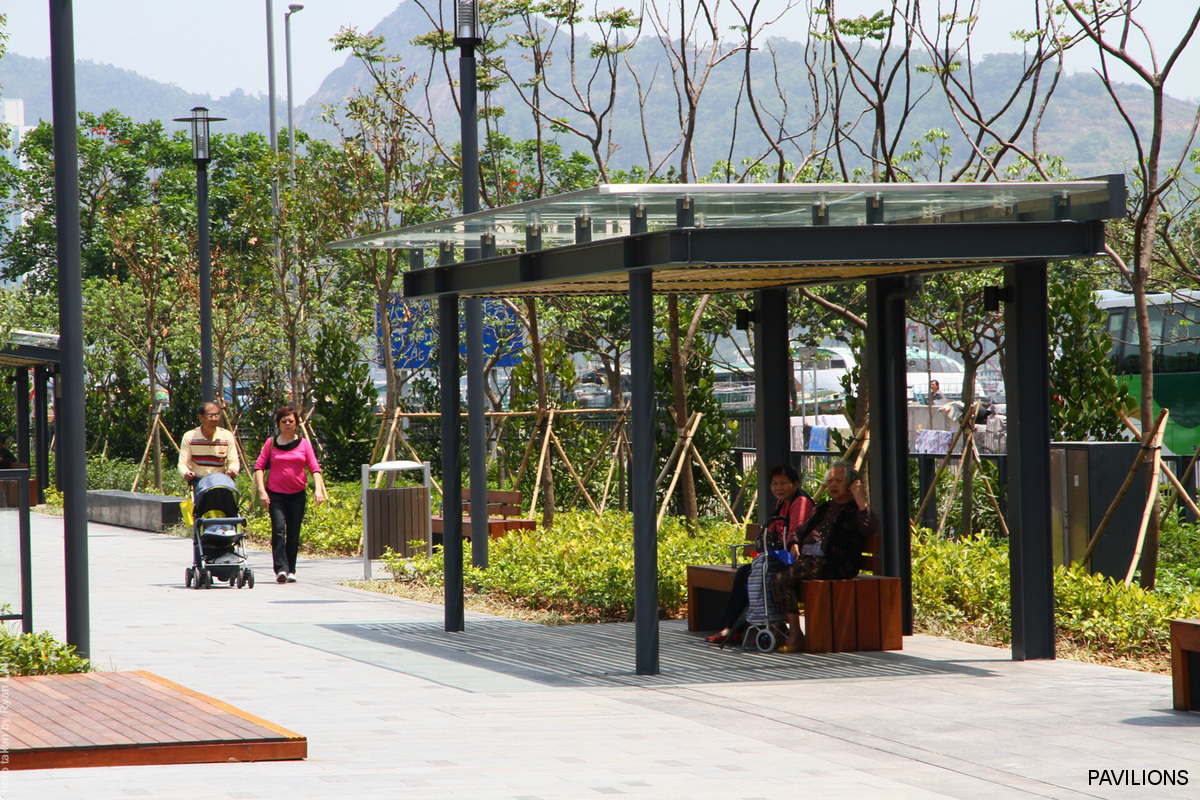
1048, 272, 1131, 441
309, 323, 377, 480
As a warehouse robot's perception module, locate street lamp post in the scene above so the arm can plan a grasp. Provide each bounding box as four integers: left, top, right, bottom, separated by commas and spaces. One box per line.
174, 106, 226, 404
285, 4, 304, 185
456, 1, 488, 571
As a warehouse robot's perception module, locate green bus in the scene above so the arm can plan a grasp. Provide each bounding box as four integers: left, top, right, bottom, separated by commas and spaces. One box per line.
1097, 289, 1200, 456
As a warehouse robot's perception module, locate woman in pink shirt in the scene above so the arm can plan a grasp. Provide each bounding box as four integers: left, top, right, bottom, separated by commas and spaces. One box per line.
253, 406, 327, 583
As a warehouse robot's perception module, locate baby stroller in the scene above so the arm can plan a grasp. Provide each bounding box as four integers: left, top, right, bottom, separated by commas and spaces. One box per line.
740, 515, 792, 653
184, 472, 254, 590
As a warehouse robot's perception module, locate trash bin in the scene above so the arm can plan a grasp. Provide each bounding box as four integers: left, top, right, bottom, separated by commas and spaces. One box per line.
365, 485, 430, 559
360, 460, 432, 579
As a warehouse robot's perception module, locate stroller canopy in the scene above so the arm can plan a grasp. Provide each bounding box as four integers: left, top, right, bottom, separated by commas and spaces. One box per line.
194, 472, 239, 518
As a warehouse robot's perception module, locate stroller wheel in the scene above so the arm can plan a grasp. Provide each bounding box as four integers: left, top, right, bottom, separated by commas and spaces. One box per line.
245, 569, 255, 589
199, 569, 211, 589
185, 567, 193, 589
756, 628, 778, 653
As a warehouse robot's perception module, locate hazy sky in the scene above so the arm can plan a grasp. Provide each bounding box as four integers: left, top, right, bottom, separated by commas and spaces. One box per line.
2, 1, 1198, 103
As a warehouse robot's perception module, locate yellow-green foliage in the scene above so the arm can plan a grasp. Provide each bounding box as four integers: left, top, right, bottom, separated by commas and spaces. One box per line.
404, 511, 739, 621
0, 628, 90, 676
912, 529, 1200, 657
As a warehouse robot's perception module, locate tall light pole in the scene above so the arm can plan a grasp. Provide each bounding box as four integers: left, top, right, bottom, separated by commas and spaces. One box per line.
174, 107, 226, 404
456, 0, 488, 570
285, 4, 304, 186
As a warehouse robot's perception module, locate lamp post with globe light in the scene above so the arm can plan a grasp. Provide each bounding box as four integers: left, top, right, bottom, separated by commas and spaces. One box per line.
173, 106, 226, 403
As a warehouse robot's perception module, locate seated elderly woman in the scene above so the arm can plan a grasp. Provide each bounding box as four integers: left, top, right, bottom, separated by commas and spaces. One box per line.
771, 460, 879, 653
705, 464, 814, 645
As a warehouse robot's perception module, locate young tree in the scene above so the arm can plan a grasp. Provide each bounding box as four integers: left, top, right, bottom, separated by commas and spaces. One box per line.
1062, 1, 1200, 587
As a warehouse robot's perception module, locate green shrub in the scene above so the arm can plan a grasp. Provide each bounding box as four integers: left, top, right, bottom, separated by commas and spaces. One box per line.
401, 511, 738, 621
295, 480, 363, 555
912, 529, 1200, 658
0, 628, 90, 676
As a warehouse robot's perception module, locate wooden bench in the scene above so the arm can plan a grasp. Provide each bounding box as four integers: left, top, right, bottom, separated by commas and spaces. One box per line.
431, 489, 536, 545
1171, 619, 1200, 711
686, 527, 902, 653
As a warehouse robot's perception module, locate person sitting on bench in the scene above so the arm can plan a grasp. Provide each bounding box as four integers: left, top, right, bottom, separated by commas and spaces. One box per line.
772, 460, 879, 653
705, 464, 814, 644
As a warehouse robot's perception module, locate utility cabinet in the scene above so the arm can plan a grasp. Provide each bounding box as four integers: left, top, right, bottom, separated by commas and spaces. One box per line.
1050, 442, 1148, 581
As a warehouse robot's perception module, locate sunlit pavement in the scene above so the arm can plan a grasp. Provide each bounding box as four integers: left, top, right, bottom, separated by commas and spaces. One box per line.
10, 512, 1200, 800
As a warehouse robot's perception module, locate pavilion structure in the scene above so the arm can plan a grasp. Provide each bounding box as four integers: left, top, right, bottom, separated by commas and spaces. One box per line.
330, 177, 1125, 674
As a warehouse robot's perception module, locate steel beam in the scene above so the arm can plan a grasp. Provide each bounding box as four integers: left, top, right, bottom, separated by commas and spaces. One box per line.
402, 222, 1109, 300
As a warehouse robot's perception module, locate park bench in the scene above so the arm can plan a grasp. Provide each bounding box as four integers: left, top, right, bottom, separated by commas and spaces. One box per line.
1171, 619, 1200, 711
686, 524, 902, 653
86, 489, 184, 532
431, 489, 536, 546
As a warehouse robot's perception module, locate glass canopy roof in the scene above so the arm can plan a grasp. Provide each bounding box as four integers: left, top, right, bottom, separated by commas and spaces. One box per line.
328, 178, 1121, 252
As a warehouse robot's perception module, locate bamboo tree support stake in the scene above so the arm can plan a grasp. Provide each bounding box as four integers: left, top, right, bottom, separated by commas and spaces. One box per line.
223, 405, 251, 477
549, 427, 600, 514
374, 404, 404, 465
511, 410, 545, 494
1125, 427, 1165, 587
690, 446, 739, 523
131, 405, 165, 493
935, 449, 964, 539
655, 411, 697, 488
966, 430, 1011, 538
600, 426, 631, 512
1080, 409, 1169, 565
569, 411, 625, 508
656, 412, 704, 527
912, 414, 971, 524
1164, 443, 1200, 519
528, 409, 556, 516
731, 463, 759, 526
1117, 410, 1200, 522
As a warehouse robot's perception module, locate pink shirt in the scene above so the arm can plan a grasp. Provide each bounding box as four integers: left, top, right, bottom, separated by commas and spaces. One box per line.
254, 437, 321, 494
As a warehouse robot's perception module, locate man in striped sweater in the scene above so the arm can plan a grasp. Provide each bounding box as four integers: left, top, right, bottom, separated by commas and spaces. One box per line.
178, 401, 241, 482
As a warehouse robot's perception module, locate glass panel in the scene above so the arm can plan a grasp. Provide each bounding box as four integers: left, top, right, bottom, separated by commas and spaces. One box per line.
1158, 303, 1200, 374
1105, 309, 1126, 371
329, 178, 1119, 251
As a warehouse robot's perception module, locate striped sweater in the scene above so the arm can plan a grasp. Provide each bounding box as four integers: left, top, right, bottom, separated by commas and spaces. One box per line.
178, 426, 240, 478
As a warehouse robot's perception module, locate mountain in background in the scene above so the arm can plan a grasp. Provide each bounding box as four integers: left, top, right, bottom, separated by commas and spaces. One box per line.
3, 0, 1196, 178
0, 52, 274, 136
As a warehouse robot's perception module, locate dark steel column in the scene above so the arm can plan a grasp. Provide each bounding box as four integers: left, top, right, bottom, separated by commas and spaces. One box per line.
1004, 261, 1056, 660
49, 0, 89, 658
15, 368, 29, 465
460, 39, 488, 570
34, 368, 49, 503
439, 242, 464, 632
629, 264, 658, 675
866, 278, 913, 634
753, 288, 790, 521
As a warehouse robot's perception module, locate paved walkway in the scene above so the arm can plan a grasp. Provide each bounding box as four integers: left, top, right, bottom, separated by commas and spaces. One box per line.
8, 512, 1200, 799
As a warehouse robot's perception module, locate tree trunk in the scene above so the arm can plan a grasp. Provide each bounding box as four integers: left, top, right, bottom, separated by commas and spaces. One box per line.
1131, 263, 1160, 588
668, 296, 698, 521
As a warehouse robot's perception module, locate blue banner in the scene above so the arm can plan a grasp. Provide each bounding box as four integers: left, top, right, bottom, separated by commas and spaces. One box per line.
377, 294, 525, 369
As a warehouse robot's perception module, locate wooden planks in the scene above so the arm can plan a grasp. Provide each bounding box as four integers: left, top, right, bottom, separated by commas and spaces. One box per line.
1171, 619, 1200, 712
6, 671, 306, 770
366, 486, 430, 559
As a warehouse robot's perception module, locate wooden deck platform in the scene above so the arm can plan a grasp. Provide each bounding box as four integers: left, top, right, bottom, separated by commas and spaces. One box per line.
6, 670, 307, 770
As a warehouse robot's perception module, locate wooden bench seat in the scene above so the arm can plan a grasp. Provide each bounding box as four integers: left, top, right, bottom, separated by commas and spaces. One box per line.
1171, 619, 1200, 711
685, 529, 902, 653
431, 489, 536, 545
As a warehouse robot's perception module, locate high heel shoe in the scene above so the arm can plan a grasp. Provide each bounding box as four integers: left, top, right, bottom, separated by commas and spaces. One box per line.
705, 630, 742, 644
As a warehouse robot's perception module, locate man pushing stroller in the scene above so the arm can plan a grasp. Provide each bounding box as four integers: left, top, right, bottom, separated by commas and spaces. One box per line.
179, 401, 240, 482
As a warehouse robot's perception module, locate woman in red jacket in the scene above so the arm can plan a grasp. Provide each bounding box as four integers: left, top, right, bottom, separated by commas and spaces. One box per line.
705, 464, 814, 644
253, 406, 327, 584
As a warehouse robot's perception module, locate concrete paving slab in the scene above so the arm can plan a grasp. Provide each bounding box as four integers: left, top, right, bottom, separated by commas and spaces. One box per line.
6, 512, 1200, 799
